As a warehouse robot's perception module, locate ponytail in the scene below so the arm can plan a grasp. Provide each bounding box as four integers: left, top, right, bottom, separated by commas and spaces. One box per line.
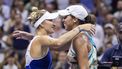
84, 14, 96, 24
28, 7, 47, 26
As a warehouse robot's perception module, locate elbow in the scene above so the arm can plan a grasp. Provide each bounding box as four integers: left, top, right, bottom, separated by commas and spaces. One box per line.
56, 42, 62, 47
51, 47, 62, 51
55, 40, 63, 47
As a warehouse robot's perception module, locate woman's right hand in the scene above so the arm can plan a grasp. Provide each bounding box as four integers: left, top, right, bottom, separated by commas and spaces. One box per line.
12, 31, 33, 40
78, 24, 95, 35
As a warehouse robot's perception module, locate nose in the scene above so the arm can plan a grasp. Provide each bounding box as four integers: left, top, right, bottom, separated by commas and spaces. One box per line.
52, 24, 56, 28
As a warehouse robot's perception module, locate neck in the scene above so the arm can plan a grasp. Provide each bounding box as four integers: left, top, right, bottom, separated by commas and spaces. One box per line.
36, 28, 48, 36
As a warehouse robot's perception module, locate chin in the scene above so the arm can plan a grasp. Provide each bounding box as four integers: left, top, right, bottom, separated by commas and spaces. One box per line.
64, 27, 68, 31
66, 28, 71, 31
50, 31, 54, 34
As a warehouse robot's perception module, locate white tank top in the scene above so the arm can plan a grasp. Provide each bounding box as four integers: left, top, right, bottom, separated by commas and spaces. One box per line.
25, 36, 49, 66
67, 32, 97, 69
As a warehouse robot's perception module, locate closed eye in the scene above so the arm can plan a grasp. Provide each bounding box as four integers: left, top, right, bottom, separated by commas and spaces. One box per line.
52, 24, 56, 28
48, 19, 53, 21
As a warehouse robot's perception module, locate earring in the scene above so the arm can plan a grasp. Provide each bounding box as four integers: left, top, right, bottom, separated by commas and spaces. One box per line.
74, 20, 76, 22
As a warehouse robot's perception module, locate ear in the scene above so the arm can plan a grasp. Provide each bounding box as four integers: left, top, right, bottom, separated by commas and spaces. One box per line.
73, 18, 78, 23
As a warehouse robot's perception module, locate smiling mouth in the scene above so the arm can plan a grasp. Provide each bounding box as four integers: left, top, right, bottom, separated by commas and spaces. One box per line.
64, 24, 66, 27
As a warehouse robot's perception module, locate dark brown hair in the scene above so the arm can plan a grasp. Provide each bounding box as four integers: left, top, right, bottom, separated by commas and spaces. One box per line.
84, 14, 96, 24
77, 14, 96, 25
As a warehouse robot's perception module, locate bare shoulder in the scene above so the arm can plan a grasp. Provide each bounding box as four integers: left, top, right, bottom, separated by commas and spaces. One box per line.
32, 35, 50, 44
72, 33, 89, 56
31, 36, 42, 46
32, 35, 57, 46
30, 36, 49, 51
73, 33, 88, 43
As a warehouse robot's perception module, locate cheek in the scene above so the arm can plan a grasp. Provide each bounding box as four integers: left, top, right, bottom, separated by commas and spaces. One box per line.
64, 18, 73, 26
44, 21, 52, 28
66, 18, 72, 23
47, 25, 53, 30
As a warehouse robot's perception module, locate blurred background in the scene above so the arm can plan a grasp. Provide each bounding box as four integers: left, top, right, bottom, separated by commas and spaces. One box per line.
0, 0, 122, 69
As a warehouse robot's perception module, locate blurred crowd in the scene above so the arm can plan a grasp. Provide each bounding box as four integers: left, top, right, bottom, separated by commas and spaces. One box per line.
0, 0, 122, 69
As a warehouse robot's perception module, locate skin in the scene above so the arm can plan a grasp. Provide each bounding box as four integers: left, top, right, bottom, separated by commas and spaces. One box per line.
12, 13, 95, 69
63, 15, 92, 69
63, 15, 75, 31
73, 34, 90, 69
26, 18, 94, 59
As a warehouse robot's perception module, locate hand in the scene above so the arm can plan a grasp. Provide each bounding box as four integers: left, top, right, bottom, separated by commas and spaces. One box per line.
78, 24, 95, 35
12, 30, 33, 40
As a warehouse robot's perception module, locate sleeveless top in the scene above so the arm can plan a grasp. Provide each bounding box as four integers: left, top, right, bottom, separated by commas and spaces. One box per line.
25, 36, 52, 69
67, 32, 97, 69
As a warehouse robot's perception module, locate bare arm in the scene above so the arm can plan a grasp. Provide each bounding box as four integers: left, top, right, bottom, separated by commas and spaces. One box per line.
12, 24, 95, 41
50, 41, 71, 51
38, 26, 81, 47
73, 34, 89, 69
12, 31, 34, 40
38, 24, 94, 47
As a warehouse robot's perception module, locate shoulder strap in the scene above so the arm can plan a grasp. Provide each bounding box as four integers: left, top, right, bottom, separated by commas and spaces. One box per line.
82, 31, 96, 49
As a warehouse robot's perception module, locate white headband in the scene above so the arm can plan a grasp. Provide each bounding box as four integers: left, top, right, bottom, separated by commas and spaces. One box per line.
34, 12, 50, 28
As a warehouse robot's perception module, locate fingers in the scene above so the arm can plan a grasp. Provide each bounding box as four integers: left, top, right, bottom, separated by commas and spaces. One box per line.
89, 29, 94, 36
91, 25, 95, 34
12, 31, 19, 35
16, 37, 21, 39
12, 31, 18, 37
12, 31, 22, 38
89, 25, 95, 36
12, 31, 31, 40
79, 24, 96, 36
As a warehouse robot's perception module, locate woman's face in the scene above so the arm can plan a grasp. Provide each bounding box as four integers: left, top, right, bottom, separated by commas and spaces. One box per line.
10, 9, 16, 19
42, 20, 55, 34
104, 27, 114, 36
63, 15, 74, 31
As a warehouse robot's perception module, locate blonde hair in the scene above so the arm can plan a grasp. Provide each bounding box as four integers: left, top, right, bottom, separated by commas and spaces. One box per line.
28, 7, 47, 26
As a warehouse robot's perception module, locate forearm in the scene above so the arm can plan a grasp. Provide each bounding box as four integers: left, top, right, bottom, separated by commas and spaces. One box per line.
26, 33, 34, 40
56, 26, 81, 46
56, 24, 94, 45
51, 41, 71, 51
39, 24, 93, 47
